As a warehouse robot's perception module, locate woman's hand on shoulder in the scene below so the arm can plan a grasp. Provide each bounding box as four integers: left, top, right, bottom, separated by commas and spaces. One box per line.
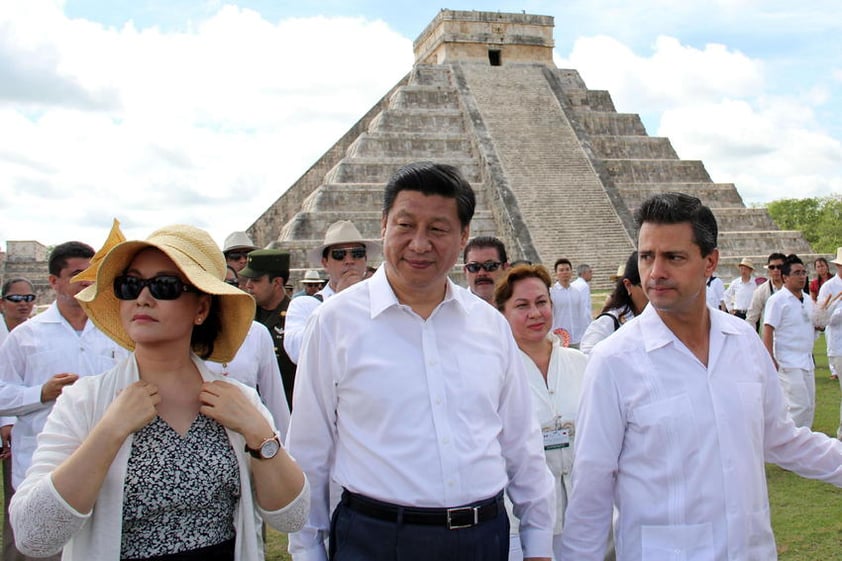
198, 381, 271, 446
101, 381, 160, 440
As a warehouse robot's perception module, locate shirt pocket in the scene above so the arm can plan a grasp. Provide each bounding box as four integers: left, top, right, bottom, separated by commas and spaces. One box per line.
628, 393, 697, 460
641, 522, 714, 561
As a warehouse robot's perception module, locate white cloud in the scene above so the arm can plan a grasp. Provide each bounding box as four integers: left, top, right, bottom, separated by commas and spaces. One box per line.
0, 2, 413, 246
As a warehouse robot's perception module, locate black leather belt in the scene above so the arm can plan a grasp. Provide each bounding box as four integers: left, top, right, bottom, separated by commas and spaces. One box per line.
341, 489, 503, 530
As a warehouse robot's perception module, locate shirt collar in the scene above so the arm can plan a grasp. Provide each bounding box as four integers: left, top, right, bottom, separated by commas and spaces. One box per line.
638, 303, 741, 354
368, 265, 472, 319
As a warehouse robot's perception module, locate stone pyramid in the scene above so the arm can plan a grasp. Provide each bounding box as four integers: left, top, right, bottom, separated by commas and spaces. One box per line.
247, 9, 813, 289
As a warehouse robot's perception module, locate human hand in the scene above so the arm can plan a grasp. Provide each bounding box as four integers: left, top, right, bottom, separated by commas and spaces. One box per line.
100, 381, 160, 439
199, 381, 273, 448
334, 269, 365, 293
0, 425, 11, 460
40, 373, 80, 402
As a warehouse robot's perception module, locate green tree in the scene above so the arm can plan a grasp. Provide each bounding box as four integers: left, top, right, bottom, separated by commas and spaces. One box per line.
766, 195, 842, 254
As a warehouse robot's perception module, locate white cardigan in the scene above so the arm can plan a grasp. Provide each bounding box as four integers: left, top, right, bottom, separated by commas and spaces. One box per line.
9, 353, 309, 561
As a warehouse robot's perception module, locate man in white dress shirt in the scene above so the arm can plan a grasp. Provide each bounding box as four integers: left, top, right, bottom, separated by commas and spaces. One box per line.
287, 162, 554, 561
282, 220, 377, 364
550, 258, 590, 348
559, 192, 842, 561
723, 257, 757, 319
572, 263, 593, 319
0, 242, 128, 561
817, 248, 842, 439
763, 255, 818, 428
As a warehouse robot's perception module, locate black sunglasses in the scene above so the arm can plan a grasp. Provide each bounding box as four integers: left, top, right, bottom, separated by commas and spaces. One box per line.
330, 247, 367, 261
767, 264, 782, 270
113, 275, 198, 301
226, 251, 248, 261
3, 294, 36, 303
465, 261, 502, 273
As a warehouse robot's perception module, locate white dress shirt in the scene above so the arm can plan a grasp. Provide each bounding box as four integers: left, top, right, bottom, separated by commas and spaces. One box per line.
0, 303, 128, 489
283, 284, 336, 364
203, 321, 290, 438
559, 305, 842, 561
0, 318, 9, 348
818, 275, 842, 357
579, 307, 635, 356
571, 277, 591, 322
550, 282, 590, 345
764, 289, 816, 370
287, 267, 554, 561
724, 276, 757, 312
706, 276, 725, 309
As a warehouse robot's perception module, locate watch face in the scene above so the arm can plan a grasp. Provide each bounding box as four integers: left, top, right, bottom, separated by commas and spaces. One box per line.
260, 437, 280, 459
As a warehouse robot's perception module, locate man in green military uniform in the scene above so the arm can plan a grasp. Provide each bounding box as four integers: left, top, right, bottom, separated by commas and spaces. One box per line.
240, 250, 297, 408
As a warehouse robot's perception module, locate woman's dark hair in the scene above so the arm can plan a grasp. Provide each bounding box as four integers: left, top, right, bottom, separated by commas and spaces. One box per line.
494, 264, 552, 312
600, 251, 644, 317
2, 277, 34, 297
191, 295, 222, 360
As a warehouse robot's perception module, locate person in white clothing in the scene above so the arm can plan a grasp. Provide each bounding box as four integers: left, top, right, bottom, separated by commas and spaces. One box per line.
816, 247, 842, 439
496, 264, 587, 561
463, 236, 510, 304
746, 252, 786, 330
705, 272, 725, 310
9, 224, 308, 560
550, 258, 590, 348
762, 255, 819, 428
580, 252, 648, 356
282, 220, 378, 364
559, 192, 842, 561
723, 257, 757, 319
287, 162, 554, 561
571, 263, 592, 318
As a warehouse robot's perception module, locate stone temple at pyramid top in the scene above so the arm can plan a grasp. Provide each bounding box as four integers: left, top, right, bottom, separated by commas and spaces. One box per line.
246, 9, 814, 289
413, 10, 554, 65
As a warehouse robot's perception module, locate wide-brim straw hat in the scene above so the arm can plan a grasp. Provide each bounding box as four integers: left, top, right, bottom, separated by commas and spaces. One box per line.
609, 264, 625, 282
306, 220, 381, 266
831, 247, 842, 266
72, 218, 126, 283
222, 231, 259, 254
738, 257, 755, 270
76, 224, 255, 363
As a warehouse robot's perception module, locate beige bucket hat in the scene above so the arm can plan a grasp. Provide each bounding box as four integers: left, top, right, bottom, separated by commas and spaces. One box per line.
222, 231, 259, 254
831, 248, 842, 266
738, 257, 755, 270
76, 224, 255, 363
301, 269, 324, 284
306, 220, 380, 265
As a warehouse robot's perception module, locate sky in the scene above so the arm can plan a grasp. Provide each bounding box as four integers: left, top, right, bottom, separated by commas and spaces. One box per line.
1, 0, 841, 249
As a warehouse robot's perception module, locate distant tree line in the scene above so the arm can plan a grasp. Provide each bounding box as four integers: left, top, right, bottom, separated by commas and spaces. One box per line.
763, 195, 842, 254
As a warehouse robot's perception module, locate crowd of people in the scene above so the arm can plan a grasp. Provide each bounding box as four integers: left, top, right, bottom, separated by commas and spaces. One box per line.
0, 162, 841, 561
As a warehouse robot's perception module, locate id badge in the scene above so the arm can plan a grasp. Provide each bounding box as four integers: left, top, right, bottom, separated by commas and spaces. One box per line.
543, 428, 570, 450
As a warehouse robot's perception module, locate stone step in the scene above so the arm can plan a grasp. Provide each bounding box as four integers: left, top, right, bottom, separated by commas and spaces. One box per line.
325, 158, 482, 184
368, 109, 466, 134
605, 159, 712, 183
717, 231, 814, 255
553, 69, 588, 90
572, 110, 648, 136
713, 208, 780, 231
615, 183, 745, 209
717, 253, 828, 275
389, 86, 461, 110
590, 136, 678, 159
409, 64, 453, 86
347, 132, 474, 159
303, 181, 490, 210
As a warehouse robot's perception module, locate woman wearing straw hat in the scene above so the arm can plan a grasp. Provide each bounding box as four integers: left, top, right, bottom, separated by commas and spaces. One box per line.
9, 225, 309, 561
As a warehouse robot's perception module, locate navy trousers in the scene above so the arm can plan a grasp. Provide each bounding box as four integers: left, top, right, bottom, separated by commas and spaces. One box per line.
329, 495, 509, 561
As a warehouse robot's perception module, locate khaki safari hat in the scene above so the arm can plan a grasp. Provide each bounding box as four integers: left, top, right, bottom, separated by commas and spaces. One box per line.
738, 257, 755, 270
238, 250, 290, 279
76, 224, 255, 363
306, 220, 380, 266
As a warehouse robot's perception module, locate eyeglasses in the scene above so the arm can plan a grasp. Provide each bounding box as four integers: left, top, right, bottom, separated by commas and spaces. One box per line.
3, 294, 35, 303
226, 252, 248, 261
465, 261, 503, 273
113, 275, 198, 301
224, 279, 239, 287
767, 264, 782, 270
788, 270, 807, 276
330, 247, 367, 261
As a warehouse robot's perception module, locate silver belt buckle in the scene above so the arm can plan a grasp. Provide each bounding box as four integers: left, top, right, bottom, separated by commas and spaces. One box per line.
446, 506, 479, 529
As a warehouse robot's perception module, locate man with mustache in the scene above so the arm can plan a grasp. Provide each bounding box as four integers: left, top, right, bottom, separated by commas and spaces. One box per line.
463, 236, 509, 304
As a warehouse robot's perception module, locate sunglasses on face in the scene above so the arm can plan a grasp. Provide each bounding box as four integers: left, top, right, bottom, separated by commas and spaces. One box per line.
226, 252, 248, 261
113, 275, 198, 301
465, 261, 502, 273
330, 247, 367, 261
3, 294, 35, 303
767, 264, 782, 270
224, 279, 240, 287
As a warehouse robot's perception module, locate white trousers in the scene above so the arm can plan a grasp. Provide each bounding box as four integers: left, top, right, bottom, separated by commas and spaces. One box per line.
829, 357, 842, 439
777, 366, 815, 428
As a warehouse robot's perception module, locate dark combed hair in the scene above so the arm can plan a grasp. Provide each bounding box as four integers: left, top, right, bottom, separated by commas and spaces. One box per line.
600, 251, 644, 317
48, 241, 95, 276
463, 236, 507, 264
2, 277, 34, 297
634, 192, 718, 256
781, 254, 803, 277
190, 295, 222, 360
493, 263, 552, 312
767, 252, 787, 264
554, 258, 572, 271
383, 162, 476, 228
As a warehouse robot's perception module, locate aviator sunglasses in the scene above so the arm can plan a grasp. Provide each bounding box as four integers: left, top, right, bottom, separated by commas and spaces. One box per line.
113, 275, 199, 301
3, 294, 36, 303
465, 261, 502, 273
330, 247, 367, 260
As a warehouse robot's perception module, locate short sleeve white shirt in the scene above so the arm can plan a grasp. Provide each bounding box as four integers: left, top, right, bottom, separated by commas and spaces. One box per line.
764, 289, 816, 370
